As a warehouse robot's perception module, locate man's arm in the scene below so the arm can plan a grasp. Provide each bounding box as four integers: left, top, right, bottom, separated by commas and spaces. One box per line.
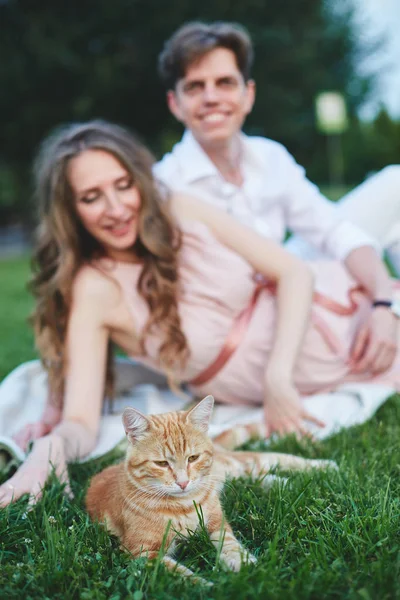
276, 146, 398, 373
277, 145, 380, 260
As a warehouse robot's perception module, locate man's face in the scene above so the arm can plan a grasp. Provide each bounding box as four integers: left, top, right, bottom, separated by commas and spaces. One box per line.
167, 47, 255, 149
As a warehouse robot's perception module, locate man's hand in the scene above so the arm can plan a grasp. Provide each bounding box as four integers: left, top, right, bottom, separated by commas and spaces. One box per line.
350, 307, 397, 374
264, 374, 325, 437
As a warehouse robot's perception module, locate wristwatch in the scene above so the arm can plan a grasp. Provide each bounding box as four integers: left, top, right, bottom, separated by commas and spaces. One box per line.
372, 299, 400, 318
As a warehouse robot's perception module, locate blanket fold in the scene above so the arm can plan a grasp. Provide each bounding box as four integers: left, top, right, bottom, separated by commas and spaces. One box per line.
0, 360, 394, 463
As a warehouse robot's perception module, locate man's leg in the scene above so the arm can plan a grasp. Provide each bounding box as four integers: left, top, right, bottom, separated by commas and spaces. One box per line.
336, 166, 400, 274
286, 166, 400, 272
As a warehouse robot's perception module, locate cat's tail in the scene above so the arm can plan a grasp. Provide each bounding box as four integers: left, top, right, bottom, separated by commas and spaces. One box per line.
212, 422, 266, 450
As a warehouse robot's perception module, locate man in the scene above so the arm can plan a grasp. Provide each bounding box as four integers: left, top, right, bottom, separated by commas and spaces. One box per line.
154, 21, 400, 378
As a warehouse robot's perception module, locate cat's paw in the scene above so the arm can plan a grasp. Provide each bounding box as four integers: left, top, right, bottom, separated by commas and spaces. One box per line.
309, 459, 339, 471
219, 547, 257, 572
219, 549, 242, 572
261, 474, 289, 490
191, 575, 214, 587
243, 550, 257, 566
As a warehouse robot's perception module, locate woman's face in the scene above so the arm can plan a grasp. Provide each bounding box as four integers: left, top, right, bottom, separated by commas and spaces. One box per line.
68, 149, 142, 260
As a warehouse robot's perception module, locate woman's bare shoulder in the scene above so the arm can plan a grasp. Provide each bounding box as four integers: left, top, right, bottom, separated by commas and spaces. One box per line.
72, 264, 122, 312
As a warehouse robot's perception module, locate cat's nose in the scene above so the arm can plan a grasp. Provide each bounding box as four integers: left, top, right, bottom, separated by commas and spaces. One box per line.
177, 480, 189, 490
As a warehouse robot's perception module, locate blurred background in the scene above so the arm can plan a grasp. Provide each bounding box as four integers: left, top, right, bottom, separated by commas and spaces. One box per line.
0, 0, 399, 252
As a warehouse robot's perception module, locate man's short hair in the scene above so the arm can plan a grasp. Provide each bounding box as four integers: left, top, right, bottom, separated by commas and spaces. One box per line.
158, 21, 254, 90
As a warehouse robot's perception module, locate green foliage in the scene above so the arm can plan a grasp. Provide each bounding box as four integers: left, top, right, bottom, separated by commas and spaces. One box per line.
338, 109, 400, 184
0, 0, 381, 220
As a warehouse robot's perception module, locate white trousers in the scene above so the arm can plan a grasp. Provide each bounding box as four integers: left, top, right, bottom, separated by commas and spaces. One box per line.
286, 165, 400, 273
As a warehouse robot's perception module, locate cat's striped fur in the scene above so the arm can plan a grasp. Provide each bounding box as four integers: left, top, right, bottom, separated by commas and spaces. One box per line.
86, 396, 337, 582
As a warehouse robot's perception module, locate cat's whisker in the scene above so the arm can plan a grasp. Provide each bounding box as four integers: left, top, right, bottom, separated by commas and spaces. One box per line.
124, 486, 167, 506
122, 488, 168, 511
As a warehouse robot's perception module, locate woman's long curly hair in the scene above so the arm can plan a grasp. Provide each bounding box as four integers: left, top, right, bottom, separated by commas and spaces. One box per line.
31, 120, 189, 403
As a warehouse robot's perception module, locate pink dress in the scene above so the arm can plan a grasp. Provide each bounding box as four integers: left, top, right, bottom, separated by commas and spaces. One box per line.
109, 221, 400, 405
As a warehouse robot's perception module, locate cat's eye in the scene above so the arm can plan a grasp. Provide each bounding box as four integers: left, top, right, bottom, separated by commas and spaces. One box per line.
154, 460, 169, 467
188, 455, 199, 463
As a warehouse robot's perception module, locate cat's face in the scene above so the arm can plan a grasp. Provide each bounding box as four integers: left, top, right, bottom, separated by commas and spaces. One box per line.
122, 396, 215, 497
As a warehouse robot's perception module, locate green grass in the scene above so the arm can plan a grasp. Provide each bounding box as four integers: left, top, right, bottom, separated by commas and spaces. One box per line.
1, 412, 400, 599
0, 254, 36, 380
1, 244, 400, 599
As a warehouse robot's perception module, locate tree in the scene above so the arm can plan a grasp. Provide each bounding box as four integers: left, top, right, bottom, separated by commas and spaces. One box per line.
0, 0, 379, 220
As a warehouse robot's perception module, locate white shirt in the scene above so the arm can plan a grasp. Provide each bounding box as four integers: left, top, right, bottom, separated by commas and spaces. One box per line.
154, 130, 378, 260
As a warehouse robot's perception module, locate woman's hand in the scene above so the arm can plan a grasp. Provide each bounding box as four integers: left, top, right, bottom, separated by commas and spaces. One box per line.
13, 422, 54, 452
0, 435, 71, 507
12, 403, 62, 452
264, 373, 325, 437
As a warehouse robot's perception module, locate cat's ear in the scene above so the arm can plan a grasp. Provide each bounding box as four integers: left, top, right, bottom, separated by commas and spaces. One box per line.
122, 407, 150, 443
186, 395, 214, 433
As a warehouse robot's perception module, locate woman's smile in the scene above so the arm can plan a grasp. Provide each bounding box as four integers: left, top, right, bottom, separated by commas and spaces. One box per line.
104, 216, 136, 238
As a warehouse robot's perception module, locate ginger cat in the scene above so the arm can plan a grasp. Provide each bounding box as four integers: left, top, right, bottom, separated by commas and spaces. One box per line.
86, 396, 337, 581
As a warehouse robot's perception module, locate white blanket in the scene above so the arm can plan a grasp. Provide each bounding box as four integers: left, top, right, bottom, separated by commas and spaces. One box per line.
0, 360, 394, 463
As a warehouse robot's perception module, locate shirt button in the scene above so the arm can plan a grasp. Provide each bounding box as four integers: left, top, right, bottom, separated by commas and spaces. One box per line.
220, 182, 236, 197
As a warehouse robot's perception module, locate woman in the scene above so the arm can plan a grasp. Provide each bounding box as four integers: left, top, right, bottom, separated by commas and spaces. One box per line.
0, 120, 399, 506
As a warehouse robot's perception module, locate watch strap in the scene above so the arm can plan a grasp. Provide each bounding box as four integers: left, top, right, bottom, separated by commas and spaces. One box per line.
372, 300, 392, 309
372, 299, 400, 318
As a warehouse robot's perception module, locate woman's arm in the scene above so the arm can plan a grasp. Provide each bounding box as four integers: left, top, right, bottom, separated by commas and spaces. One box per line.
172, 194, 314, 375
0, 267, 117, 506
172, 195, 322, 435
172, 194, 312, 283
59, 268, 111, 434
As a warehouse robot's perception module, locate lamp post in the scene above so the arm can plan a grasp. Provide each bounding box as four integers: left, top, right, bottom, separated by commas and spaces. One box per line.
315, 91, 348, 187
